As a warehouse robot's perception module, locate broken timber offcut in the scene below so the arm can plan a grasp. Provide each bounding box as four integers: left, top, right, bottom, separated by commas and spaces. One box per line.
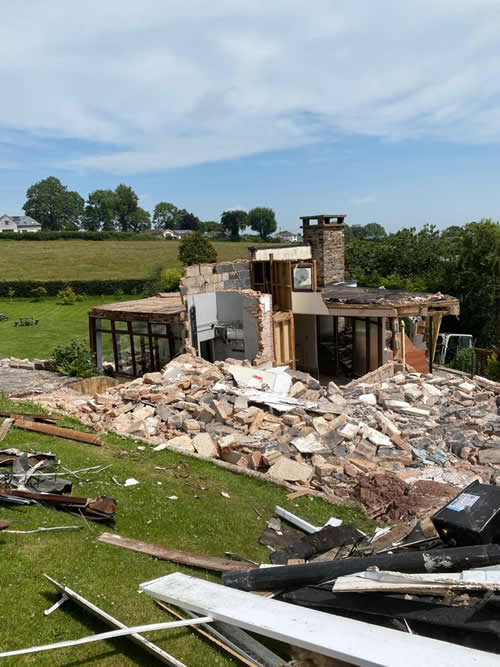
97, 532, 258, 572
13, 419, 103, 446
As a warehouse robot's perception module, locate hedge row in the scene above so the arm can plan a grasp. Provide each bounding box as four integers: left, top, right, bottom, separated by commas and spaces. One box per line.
0, 279, 145, 298
0, 231, 165, 241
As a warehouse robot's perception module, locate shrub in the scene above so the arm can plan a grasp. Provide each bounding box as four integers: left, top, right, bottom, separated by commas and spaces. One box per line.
57, 286, 78, 305
161, 268, 183, 292
178, 232, 217, 266
51, 340, 97, 378
31, 286, 47, 301
450, 347, 480, 375
485, 352, 500, 381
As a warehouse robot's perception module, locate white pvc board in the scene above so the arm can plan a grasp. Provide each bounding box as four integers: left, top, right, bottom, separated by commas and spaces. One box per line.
253, 246, 311, 261
139, 573, 495, 667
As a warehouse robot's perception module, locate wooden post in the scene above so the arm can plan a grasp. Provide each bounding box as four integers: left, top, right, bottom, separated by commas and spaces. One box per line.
390, 318, 401, 361
365, 318, 370, 374
377, 317, 384, 368
333, 316, 339, 375
127, 322, 137, 377
431, 314, 442, 364
110, 321, 120, 374
428, 316, 433, 374
88, 317, 97, 367
401, 320, 406, 367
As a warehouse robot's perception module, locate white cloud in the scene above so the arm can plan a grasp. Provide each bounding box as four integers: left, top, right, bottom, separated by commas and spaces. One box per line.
2, 1, 500, 172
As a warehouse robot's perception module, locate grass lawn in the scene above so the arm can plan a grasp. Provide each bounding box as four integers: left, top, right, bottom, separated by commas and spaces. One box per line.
0, 296, 132, 360
0, 240, 263, 281
0, 394, 372, 665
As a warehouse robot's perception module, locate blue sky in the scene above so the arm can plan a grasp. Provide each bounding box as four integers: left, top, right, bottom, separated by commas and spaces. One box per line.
2, 0, 500, 232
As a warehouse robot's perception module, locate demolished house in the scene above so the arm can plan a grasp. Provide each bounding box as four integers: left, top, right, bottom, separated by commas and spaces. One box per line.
5, 219, 500, 664
88, 214, 459, 380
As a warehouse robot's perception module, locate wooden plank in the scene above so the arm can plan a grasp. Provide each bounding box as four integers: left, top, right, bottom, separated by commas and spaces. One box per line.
327, 306, 397, 318
0, 410, 61, 423
13, 419, 103, 446
287, 489, 312, 500
155, 602, 258, 667
97, 533, 258, 572
44, 575, 185, 667
0, 418, 14, 442
140, 573, 493, 667
431, 313, 442, 362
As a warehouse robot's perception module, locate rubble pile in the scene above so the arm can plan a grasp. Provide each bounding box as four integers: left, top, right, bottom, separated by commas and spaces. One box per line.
0, 356, 54, 371
29, 354, 500, 519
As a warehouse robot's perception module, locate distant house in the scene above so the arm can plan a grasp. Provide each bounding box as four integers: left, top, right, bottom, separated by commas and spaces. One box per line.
162, 229, 198, 239
0, 215, 41, 233
273, 229, 299, 242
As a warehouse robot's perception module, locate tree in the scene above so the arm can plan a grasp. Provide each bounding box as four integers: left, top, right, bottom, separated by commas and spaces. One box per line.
178, 211, 200, 231
221, 209, 248, 241
345, 224, 365, 241
153, 202, 179, 230
199, 220, 222, 235
178, 232, 217, 266
114, 184, 139, 232
363, 223, 386, 241
248, 207, 277, 240
23, 176, 84, 231
449, 220, 500, 346
128, 206, 151, 233
345, 223, 386, 241
84, 189, 117, 231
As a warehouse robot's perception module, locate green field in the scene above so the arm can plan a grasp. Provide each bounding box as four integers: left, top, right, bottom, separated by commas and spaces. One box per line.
0, 240, 259, 281
0, 394, 371, 665
0, 297, 131, 359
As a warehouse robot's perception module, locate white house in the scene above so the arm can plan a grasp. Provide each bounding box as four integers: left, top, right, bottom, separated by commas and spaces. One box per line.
273, 229, 299, 242
0, 215, 42, 233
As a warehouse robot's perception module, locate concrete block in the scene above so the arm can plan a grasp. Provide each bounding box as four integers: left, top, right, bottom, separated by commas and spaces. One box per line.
192, 433, 218, 457
268, 457, 313, 483
168, 434, 195, 452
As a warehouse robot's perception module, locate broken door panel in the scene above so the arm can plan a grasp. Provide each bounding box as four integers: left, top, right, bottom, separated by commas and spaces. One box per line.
273, 311, 295, 369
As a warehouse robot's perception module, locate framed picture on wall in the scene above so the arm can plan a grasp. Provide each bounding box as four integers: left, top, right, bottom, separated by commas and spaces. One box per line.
293, 265, 313, 290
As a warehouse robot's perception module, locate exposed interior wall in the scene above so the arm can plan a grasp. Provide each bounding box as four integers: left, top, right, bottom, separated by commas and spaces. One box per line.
187, 290, 273, 365
216, 291, 246, 361
294, 313, 318, 375
291, 291, 329, 315
188, 292, 216, 344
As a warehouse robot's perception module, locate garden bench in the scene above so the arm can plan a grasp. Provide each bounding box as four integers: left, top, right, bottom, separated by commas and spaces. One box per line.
14, 317, 39, 327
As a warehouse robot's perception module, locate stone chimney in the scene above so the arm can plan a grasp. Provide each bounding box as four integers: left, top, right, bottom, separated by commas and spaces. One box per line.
300, 214, 345, 286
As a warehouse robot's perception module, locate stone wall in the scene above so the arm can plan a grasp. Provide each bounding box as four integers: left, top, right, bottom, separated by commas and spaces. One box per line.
302, 222, 344, 286
180, 260, 250, 297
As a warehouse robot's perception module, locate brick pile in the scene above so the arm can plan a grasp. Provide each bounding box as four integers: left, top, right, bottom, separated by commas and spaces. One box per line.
27, 355, 500, 520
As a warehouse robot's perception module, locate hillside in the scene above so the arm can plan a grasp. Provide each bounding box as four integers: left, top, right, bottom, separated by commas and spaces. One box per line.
0, 240, 262, 281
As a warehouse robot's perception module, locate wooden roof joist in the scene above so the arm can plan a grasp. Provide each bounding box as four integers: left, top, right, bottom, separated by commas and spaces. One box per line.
321, 285, 459, 319
89, 293, 185, 323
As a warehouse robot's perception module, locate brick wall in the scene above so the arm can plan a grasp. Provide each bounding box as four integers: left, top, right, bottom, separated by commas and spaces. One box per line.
302, 223, 344, 286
